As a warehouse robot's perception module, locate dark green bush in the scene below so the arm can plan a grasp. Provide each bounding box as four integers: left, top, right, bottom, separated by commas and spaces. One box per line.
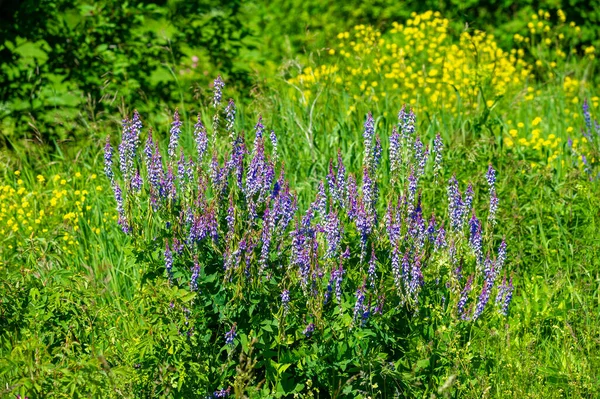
0, 0, 251, 145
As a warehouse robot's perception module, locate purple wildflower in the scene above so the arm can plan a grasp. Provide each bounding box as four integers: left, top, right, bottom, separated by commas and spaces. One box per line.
488, 189, 499, 225
463, 183, 474, 217
373, 135, 382, 170
408, 168, 418, 203
213, 387, 231, 398
435, 223, 447, 250
583, 98, 592, 135
303, 323, 315, 337
314, 181, 327, 218
486, 164, 496, 193
458, 275, 473, 319
281, 289, 290, 313
433, 133, 443, 177
225, 98, 236, 132
398, 105, 416, 138
148, 145, 163, 192
353, 281, 366, 325
253, 115, 265, 149
164, 242, 173, 279
194, 114, 208, 163
473, 280, 491, 320
414, 136, 428, 177
391, 243, 402, 293
363, 112, 375, 167
426, 214, 437, 242
259, 205, 274, 273
168, 109, 182, 159
447, 175, 463, 231
324, 209, 341, 258
368, 246, 377, 289
409, 256, 424, 298
346, 175, 358, 219
496, 239, 507, 271
213, 75, 225, 108
131, 169, 143, 192
104, 136, 114, 183
332, 263, 345, 304
190, 256, 200, 292
469, 214, 483, 265
270, 130, 278, 161
225, 324, 236, 346
390, 126, 402, 174
385, 202, 401, 244
502, 277, 514, 315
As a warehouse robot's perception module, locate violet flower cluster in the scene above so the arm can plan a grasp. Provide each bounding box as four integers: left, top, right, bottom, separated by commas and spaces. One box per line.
105, 77, 514, 347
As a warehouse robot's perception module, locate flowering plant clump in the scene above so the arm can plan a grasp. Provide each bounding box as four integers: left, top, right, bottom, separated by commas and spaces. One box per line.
105, 77, 514, 395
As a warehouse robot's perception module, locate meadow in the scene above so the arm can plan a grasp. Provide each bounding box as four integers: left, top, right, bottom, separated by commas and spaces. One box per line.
1, 3, 599, 398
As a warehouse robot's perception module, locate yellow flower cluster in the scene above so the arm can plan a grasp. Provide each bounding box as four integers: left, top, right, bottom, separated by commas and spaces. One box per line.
0, 170, 106, 259
513, 9, 592, 82
289, 11, 533, 115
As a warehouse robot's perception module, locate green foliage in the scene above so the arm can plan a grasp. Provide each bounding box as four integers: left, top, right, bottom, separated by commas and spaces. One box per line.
0, 0, 251, 145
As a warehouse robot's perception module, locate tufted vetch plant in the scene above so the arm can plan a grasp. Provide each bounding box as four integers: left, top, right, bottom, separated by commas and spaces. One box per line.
104, 76, 514, 394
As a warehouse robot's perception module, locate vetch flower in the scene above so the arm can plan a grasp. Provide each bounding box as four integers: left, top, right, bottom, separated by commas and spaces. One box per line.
213, 76, 225, 108
168, 109, 182, 159
190, 256, 200, 292
225, 324, 236, 346
194, 115, 208, 163
225, 98, 236, 133
104, 137, 114, 183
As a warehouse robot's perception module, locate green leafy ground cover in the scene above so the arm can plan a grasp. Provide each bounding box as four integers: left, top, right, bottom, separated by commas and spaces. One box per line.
1, 2, 599, 398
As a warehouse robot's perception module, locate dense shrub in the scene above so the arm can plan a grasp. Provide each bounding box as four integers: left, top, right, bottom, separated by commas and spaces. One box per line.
0, 0, 250, 145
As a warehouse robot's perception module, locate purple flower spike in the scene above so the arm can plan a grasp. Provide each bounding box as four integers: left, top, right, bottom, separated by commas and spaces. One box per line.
190, 256, 200, 292
225, 98, 236, 132
353, 281, 366, 325
213, 387, 231, 398
391, 243, 402, 293
324, 209, 341, 258
303, 323, 315, 337
413, 136, 427, 177
213, 75, 225, 108
104, 136, 114, 183
194, 114, 208, 163
496, 239, 507, 272
368, 246, 377, 289
469, 214, 483, 265
373, 135, 382, 170
363, 112, 375, 166
281, 289, 290, 313
486, 164, 496, 193
164, 242, 173, 279
225, 324, 236, 346
132, 169, 143, 192
488, 190, 499, 225
332, 262, 345, 305
473, 280, 491, 320
390, 126, 402, 174
398, 105, 416, 138
433, 133, 443, 177
458, 275, 473, 318
502, 277, 514, 315
253, 115, 265, 149
168, 109, 182, 159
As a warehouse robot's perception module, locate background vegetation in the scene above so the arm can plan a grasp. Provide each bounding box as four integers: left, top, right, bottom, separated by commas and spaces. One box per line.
0, 0, 599, 398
